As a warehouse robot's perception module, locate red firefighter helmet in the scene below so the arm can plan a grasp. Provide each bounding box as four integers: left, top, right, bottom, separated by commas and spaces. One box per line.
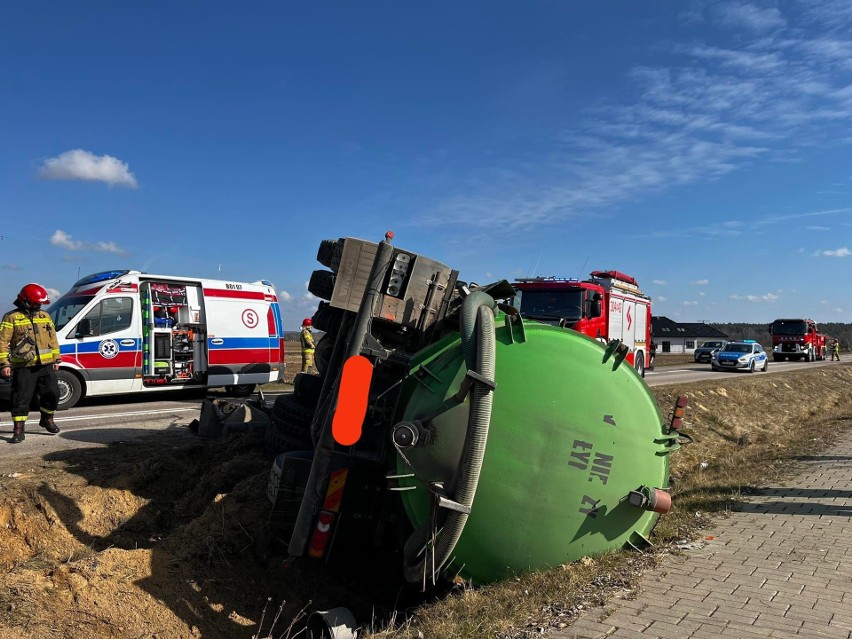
302, 318, 312, 327
18, 283, 50, 308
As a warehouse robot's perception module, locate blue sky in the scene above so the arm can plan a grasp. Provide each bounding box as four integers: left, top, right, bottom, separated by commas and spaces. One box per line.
2, 1, 851, 329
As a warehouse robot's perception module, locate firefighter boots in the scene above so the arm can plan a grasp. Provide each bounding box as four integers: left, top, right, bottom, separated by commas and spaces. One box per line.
11, 423, 25, 444
39, 415, 60, 435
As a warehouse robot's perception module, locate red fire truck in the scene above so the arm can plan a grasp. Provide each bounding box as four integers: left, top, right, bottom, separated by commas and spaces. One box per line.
769, 318, 826, 362
513, 270, 652, 376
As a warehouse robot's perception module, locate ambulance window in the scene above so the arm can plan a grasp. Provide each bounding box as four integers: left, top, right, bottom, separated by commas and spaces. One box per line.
49, 296, 91, 330
81, 297, 133, 336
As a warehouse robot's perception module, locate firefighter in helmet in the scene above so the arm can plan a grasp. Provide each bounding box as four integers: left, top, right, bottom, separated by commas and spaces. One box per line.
0, 284, 62, 443
300, 317, 316, 373
831, 338, 841, 361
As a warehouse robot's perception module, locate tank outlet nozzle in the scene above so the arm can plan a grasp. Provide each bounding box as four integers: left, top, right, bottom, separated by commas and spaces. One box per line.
392, 421, 426, 449
627, 486, 672, 514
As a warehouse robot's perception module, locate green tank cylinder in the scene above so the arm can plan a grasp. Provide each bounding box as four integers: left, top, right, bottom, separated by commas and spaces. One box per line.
395, 315, 678, 585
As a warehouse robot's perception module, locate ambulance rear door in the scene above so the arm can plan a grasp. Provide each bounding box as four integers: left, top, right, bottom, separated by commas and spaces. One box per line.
202, 281, 278, 388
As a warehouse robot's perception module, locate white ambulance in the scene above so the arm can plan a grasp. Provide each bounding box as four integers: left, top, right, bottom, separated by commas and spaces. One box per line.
43, 269, 286, 409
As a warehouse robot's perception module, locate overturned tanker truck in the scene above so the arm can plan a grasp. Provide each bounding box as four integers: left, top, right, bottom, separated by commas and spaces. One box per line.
264, 233, 685, 592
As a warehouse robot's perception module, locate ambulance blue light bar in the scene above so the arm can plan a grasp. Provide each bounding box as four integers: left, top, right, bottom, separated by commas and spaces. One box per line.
73, 270, 131, 287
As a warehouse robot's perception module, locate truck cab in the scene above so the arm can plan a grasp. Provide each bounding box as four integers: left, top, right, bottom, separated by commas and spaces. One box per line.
513, 271, 652, 377
769, 318, 825, 362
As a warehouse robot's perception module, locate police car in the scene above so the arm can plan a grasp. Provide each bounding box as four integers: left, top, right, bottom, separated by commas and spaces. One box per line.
711, 340, 768, 372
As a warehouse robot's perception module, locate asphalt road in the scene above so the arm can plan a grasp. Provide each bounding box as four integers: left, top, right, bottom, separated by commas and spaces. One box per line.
0, 359, 845, 462
644, 357, 843, 386
0, 387, 292, 463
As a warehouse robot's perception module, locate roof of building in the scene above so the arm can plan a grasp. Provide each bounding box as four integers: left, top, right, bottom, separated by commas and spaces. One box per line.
652, 316, 728, 339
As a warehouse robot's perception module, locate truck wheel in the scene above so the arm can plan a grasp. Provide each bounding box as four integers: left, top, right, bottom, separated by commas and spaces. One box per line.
56, 370, 82, 410
316, 239, 344, 273
271, 394, 315, 442
314, 334, 334, 376
311, 301, 345, 334
293, 373, 323, 408
264, 420, 313, 456
634, 352, 645, 378
308, 270, 336, 300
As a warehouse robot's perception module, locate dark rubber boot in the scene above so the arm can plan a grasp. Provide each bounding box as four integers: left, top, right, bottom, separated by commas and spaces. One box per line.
11, 423, 25, 444
39, 415, 60, 435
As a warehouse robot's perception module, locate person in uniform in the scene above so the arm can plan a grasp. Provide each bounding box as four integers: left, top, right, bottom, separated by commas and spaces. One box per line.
300, 318, 316, 373
0, 284, 62, 443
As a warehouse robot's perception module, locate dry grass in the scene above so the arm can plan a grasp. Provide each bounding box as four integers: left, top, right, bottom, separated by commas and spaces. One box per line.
368, 364, 852, 639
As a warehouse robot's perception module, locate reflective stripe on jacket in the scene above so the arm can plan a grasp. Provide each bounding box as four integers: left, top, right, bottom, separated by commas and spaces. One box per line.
0, 309, 61, 368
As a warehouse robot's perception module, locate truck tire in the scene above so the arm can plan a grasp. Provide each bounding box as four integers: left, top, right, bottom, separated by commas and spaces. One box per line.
308, 270, 336, 301
271, 394, 315, 442
264, 421, 313, 456
316, 239, 344, 273
293, 372, 323, 408
56, 369, 83, 410
634, 352, 645, 378
311, 301, 345, 334
314, 334, 334, 376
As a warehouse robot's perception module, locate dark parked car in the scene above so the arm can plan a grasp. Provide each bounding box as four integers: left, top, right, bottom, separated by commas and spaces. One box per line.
694, 340, 727, 363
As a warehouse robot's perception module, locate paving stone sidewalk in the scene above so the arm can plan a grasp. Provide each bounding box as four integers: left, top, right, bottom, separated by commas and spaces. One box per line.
554, 428, 852, 639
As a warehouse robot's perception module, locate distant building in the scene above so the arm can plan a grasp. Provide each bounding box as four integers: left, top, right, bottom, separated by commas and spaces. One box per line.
652, 316, 728, 354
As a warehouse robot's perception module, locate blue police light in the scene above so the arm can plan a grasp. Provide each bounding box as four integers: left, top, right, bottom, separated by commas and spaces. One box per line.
73, 270, 131, 287
742, 339, 756, 343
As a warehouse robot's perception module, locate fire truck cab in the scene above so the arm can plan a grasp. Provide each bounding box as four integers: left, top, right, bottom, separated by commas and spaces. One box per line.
513, 270, 652, 377
769, 318, 826, 362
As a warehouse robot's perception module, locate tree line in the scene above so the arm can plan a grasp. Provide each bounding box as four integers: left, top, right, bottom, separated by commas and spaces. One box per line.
711, 322, 852, 350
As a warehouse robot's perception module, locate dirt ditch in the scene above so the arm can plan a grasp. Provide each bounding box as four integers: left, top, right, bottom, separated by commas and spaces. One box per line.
1, 364, 851, 639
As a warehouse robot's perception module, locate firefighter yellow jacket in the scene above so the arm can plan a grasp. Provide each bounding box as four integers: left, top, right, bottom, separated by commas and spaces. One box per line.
300, 327, 315, 353
0, 308, 61, 368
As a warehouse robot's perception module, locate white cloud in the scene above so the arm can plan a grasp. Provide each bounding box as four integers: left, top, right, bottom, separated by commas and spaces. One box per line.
429, 6, 852, 230
51, 229, 127, 255
816, 247, 851, 257
699, 291, 706, 296
656, 295, 668, 302
712, 3, 786, 33
2, 264, 22, 271
278, 290, 293, 302
51, 230, 83, 250
39, 149, 138, 188
692, 279, 710, 285
45, 287, 61, 302
729, 293, 779, 303
805, 226, 830, 231
652, 279, 667, 285
683, 301, 699, 306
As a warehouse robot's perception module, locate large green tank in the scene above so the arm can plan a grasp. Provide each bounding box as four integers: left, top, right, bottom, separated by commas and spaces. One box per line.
394, 307, 679, 585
